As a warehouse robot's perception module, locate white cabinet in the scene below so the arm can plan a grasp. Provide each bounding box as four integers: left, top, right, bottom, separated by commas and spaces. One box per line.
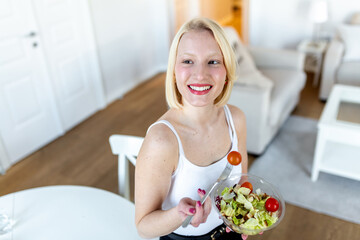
0, 0, 105, 172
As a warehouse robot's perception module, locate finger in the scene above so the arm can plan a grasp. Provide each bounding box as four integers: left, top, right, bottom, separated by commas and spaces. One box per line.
197, 189, 211, 217
203, 192, 212, 216
241, 234, 248, 240
188, 207, 196, 215
191, 200, 204, 227
259, 232, 263, 235
197, 188, 206, 197
177, 197, 197, 219
226, 227, 232, 233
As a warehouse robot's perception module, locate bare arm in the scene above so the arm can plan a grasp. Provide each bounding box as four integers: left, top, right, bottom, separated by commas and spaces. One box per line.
135, 124, 210, 238
135, 124, 181, 238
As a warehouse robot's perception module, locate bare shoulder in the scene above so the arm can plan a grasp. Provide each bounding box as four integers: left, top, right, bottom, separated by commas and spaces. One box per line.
143, 122, 178, 151
227, 104, 246, 126
137, 120, 179, 173
143, 109, 178, 151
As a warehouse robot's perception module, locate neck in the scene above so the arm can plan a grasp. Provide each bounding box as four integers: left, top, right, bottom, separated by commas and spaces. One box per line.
179, 104, 223, 128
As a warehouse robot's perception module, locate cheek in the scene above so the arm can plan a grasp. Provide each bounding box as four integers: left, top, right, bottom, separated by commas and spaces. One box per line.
211, 67, 227, 81
174, 66, 185, 92
174, 65, 181, 80
175, 65, 191, 81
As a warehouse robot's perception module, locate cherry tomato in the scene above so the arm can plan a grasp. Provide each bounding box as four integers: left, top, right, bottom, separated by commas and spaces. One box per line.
227, 151, 242, 166
265, 197, 279, 212
240, 181, 253, 193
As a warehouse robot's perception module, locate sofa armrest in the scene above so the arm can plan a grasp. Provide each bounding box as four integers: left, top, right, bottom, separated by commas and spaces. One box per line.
248, 47, 305, 71
228, 84, 272, 153
228, 84, 271, 132
319, 39, 345, 100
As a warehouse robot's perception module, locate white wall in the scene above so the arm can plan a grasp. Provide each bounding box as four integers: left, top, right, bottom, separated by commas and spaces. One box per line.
87, 0, 360, 103
88, 0, 170, 104
249, 0, 360, 49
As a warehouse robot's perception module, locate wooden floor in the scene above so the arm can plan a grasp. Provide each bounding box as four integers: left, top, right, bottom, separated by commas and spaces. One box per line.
1, 73, 359, 239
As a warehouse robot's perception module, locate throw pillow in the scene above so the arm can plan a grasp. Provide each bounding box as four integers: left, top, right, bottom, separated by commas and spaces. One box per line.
223, 27, 272, 88
337, 24, 360, 62
234, 70, 274, 89
229, 35, 258, 77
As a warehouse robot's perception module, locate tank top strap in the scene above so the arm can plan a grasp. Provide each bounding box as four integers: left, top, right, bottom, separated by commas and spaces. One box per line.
147, 120, 186, 157
223, 105, 238, 149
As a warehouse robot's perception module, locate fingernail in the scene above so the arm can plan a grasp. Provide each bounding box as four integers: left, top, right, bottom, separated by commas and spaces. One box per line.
189, 208, 196, 214
201, 189, 206, 194
197, 188, 202, 193
197, 201, 201, 207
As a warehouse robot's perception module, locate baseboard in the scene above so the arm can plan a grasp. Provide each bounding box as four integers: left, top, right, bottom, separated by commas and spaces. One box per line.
106, 65, 167, 105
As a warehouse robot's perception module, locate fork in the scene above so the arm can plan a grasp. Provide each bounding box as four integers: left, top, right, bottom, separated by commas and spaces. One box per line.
181, 162, 233, 228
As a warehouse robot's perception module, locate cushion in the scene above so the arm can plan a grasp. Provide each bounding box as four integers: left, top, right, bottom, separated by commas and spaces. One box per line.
228, 33, 257, 76
261, 69, 306, 126
223, 27, 273, 88
234, 70, 274, 89
337, 24, 360, 62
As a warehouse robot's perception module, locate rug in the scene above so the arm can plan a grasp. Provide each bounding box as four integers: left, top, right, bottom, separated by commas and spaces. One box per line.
249, 116, 360, 224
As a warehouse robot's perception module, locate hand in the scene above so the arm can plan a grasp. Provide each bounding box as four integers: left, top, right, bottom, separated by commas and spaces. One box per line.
176, 188, 212, 227
225, 227, 263, 239
225, 227, 248, 239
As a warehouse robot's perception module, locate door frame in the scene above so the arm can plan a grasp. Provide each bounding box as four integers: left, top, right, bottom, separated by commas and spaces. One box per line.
0, 138, 11, 174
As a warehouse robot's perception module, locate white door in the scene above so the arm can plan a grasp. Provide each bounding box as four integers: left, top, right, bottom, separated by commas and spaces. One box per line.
32, 0, 105, 130
0, 0, 63, 165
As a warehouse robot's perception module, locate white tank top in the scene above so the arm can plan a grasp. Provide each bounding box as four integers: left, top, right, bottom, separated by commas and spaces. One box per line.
147, 105, 242, 236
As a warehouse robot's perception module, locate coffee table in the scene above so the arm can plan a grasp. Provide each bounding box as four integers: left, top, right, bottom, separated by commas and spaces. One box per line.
312, 84, 360, 181
0, 185, 157, 240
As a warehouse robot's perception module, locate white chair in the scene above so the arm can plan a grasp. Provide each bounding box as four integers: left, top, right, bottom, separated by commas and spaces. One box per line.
109, 134, 144, 200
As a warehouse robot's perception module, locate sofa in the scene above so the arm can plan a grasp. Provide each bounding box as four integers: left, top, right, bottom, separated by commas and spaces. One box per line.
319, 13, 360, 100
224, 27, 306, 155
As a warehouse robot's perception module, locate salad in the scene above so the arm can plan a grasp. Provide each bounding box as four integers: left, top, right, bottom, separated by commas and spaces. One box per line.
215, 182, 280, 232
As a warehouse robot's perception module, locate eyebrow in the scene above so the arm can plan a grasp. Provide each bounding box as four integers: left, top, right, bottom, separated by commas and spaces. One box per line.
177, 52, 223, 58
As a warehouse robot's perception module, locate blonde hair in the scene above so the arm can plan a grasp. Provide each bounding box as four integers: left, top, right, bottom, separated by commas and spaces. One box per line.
165, 17, 236, 109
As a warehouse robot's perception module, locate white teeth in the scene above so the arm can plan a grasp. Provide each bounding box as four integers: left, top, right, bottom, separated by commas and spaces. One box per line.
189, 85, 211, 91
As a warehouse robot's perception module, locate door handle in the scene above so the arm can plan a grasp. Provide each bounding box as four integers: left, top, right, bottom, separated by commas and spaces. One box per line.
24, 32, 37, 38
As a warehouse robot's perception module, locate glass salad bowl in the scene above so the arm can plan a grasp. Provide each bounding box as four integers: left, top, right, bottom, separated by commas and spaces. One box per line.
212, 173, 285, 235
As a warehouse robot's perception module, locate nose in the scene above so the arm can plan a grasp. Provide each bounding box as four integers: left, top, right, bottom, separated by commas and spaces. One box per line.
193, 63, 207, 80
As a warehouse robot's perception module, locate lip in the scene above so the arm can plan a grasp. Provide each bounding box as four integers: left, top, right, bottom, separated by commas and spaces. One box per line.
188, 84, 212, 95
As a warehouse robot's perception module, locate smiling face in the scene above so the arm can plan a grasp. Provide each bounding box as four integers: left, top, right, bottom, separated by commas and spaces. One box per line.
174, 30, 227, 108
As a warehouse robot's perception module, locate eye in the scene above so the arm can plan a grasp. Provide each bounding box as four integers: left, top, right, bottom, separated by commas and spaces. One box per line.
209, 60, 220, 65
182, 60, 193, 64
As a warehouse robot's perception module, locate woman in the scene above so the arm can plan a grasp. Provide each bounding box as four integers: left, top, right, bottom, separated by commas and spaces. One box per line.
135, 17, 248, 240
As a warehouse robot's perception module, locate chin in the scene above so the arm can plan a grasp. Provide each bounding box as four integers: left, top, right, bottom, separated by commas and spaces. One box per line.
187, 101, 214, 108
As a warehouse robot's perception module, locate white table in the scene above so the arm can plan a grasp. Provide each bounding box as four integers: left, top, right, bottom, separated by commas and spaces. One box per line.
312, 84, 360, 182
297, 39, 327, 86
0, 185, 155, 240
